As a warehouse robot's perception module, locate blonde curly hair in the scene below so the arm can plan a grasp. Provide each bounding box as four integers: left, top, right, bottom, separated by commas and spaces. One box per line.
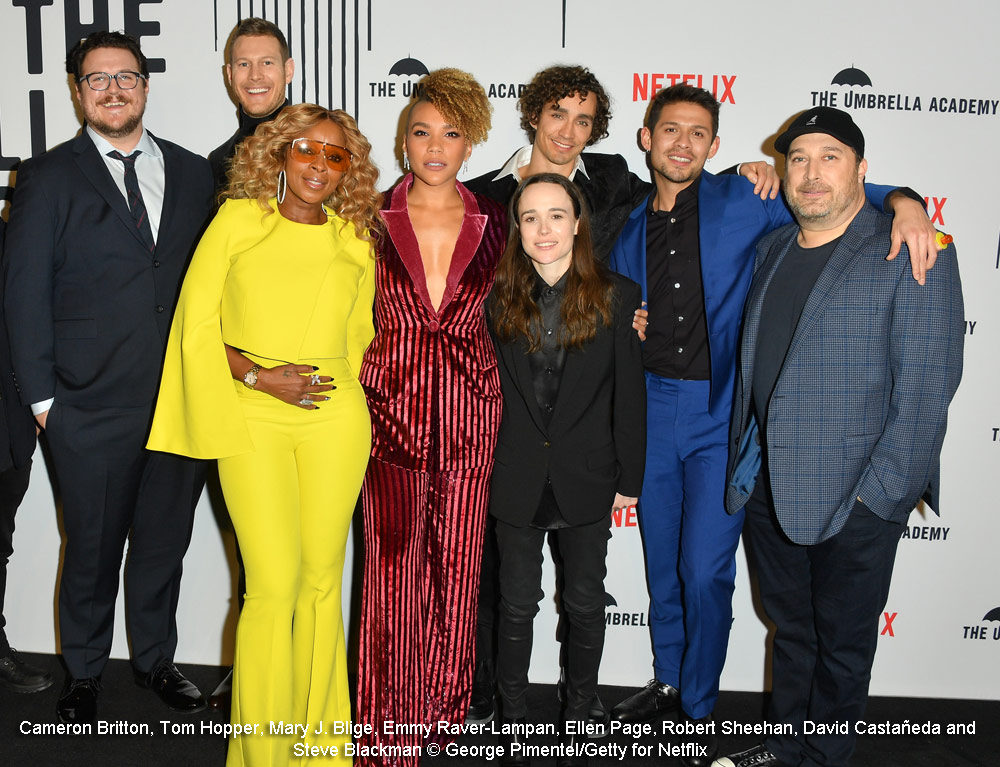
225, 104, 382, 240
411, 68, 492, 146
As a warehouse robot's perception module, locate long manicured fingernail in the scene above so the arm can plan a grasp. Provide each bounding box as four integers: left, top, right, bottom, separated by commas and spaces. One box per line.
312, 366, 319, 371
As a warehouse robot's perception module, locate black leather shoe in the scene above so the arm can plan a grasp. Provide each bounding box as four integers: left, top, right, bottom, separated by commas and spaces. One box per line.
498, 717, 530, 767
0, 649, 54, 693
556, 729, 588, 767
712, 744, 786, 767
57, 677, 101, 725
610, 679, 680, 723
136, 661, 207, 713
466, 658, 495, 724
679, 712, 718, 767
208, 667, 233, 713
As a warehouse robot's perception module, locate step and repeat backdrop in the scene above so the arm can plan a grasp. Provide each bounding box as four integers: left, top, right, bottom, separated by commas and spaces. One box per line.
1, 0, 997, 704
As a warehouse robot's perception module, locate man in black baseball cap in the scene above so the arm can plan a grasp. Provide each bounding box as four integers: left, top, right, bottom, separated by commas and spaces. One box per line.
712, 109, 964, 767
774, 106, 865, 158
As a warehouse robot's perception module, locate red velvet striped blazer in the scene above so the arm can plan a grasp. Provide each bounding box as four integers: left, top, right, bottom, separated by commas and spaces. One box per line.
359, 176, 507, 472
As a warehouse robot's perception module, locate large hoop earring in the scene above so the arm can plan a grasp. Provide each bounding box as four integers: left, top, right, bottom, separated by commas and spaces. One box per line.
277, 169, 287, 204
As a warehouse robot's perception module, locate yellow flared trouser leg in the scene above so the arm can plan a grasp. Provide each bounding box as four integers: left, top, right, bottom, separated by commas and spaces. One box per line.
219, 359, 369, 767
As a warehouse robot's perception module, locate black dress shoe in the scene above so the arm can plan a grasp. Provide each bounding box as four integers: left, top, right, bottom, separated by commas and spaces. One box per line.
498, 717, 530, 767
57, 677, 101, 725
679, 712, 718, 767
466, 658, 495, 724
136, 661, 207, 713
0, 649, 54, 693
610, 679, 680, 723
712, 744, 786, 767
556, 729, 588, 767
208, 667, 233, 713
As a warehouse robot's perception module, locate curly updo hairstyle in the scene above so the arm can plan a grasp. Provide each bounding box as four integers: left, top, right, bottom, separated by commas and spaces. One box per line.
409, 68, 492, 146
225, 103, 382, 240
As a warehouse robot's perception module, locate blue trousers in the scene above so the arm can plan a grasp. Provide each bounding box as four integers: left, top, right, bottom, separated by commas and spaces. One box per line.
638, 375, 744, 719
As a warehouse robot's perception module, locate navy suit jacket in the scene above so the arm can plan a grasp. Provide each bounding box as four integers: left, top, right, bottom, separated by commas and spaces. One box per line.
0, 219, 36, 471
726, 204, 964, 545
3, 130, 213, 410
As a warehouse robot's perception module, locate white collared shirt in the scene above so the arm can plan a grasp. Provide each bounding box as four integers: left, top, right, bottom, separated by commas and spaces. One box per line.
491, 145, 591, 184
87, 125, 165, 243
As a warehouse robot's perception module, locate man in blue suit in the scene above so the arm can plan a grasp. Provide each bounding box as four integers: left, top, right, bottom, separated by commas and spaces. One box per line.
714, 108, 963, 767
608, 86, 936, 767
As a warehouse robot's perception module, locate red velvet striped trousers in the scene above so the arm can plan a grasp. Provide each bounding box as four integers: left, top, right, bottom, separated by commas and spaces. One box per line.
356, 456, 493, 766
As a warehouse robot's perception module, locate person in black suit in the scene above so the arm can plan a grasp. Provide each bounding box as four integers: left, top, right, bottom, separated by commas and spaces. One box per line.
2, 31, 213, 724
488, 174, 645, 766
0, 218, 50, 694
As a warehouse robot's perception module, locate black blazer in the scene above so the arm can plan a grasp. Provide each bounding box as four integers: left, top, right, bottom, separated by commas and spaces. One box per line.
3, 130, 213, 410
488, 272, 646, 527
0, 219, 36, 471
466, 152, 651, 263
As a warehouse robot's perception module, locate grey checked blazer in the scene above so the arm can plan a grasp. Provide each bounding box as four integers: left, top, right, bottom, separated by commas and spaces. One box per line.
725, 203, 964, 545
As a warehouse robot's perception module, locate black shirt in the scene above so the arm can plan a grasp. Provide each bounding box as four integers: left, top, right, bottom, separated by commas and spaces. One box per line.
208, 100, 289, 195
643, 177, 710, 379
527, 270, 570, 529
751, 235, 843, 427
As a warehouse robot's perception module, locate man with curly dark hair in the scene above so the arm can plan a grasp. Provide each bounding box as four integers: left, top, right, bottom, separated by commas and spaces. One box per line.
467, 65, 646, 263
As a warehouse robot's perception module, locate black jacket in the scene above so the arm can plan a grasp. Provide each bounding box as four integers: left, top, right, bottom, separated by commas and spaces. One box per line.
488, 272, 646, 526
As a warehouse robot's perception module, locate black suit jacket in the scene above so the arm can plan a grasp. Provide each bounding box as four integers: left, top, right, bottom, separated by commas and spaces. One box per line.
3, 130, 213, 410
466, 152, 651, 263
488, 272, 646, 527
0, 219, 36, 471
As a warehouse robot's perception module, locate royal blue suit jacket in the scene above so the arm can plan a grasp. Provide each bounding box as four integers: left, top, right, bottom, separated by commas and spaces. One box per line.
726, 204, 963, 545
609, 171, 901, 423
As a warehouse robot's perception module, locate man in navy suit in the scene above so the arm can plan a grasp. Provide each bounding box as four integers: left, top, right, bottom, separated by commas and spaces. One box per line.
3, 31, 213, 724
0, 218, 50, 695
608, 86, 937, 767
714, 108, 963, 767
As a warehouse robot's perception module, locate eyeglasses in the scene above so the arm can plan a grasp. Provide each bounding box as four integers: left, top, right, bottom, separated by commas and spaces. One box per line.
289, 138, 352, 172
79, 71, 147, 91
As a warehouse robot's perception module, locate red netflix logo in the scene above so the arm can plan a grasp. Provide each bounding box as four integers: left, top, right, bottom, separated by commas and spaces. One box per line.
923, 196, 947, 226
632, 73, 736, 104
612, 504, 639, 528
880, 611, 898, 637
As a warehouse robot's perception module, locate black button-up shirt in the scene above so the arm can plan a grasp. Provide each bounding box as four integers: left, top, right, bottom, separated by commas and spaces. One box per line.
643, 177, 711, 380
527, 270, 569, 529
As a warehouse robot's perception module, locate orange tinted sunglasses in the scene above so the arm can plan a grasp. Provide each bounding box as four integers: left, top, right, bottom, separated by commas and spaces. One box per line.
289, 137, 353, 171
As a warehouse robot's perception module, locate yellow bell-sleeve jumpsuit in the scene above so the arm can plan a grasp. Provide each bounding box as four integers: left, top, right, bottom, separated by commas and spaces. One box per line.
148, 198, 375, 767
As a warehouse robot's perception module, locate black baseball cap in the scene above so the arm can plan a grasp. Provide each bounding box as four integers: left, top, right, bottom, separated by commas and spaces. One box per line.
774, 106, 865, 158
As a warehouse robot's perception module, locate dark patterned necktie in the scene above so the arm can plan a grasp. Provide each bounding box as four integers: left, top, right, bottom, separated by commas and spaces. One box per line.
106, 150, 155, 252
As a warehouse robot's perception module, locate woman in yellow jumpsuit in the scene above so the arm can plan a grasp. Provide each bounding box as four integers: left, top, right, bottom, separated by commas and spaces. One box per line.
148, 104, 381, 766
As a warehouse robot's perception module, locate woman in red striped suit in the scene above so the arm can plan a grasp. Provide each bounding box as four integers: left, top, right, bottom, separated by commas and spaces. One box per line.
355, 68, 506, 764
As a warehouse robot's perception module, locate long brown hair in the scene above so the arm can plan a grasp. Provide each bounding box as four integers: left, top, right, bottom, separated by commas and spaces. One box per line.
225, 104, 382, 241
492, 173, 615, 352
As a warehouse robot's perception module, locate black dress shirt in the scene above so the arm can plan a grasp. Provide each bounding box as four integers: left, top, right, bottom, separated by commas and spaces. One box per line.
643, 177, 711, 380
208, 100, 289, 195
528, 270, 569, 529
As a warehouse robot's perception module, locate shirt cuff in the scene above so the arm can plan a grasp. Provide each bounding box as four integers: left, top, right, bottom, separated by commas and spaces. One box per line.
31, 398, 54, 416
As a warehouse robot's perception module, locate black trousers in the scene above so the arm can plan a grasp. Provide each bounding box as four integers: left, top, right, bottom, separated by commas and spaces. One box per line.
494, 510, 611, 722
45, 403, 204, 679
743, 474, 905, 767
0, 461, 32, 656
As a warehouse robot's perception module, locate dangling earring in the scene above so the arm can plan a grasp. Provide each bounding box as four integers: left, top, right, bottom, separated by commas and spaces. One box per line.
463, 160, 469, 176
277, 169, 287, 204
402, 153, 409, 171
